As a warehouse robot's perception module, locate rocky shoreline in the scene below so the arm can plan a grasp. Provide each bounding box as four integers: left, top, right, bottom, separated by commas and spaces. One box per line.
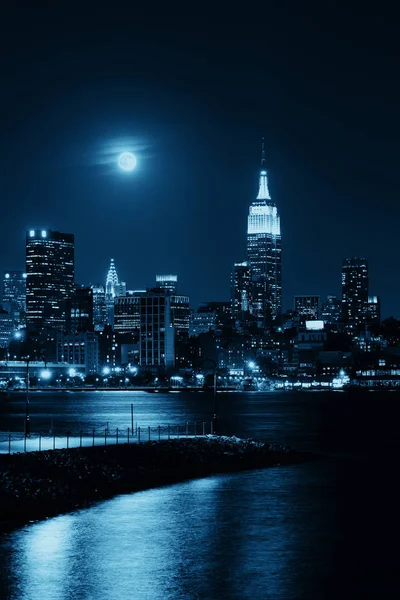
0, 436, 310, 532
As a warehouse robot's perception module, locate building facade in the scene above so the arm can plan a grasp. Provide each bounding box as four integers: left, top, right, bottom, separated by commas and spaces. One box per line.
294, 295, 320, 321
231, 261, 252, 329
26, 230, 74, 333
66, 287, 94, 334
2, 271, 26, 314
247, 141, 282, 325
91, 285, 107, 331
170, 295, 190, 340
366, 295, 381, 324
321, 295, 341, 324
139, 292, 175, 368
155, 274, 178, 295
341, 258, 369, 326
114, 292, 146, 334
0, 312, 14, 348
56, 332, 100, 374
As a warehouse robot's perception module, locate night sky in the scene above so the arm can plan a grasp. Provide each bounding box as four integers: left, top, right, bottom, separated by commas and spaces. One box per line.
1, 7, 399, 316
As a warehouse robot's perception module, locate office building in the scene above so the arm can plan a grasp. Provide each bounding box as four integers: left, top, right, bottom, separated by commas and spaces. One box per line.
0, 311, 14, 348
366, 295, 381, 324
56, 332, 100, 374
91, 285, 107, 331
341, 258, 369, 325
114, 291, 146, 334
66, 287, 94, 334
170, 295, 190, 340
247, 140, 282, 324
26, 230, 74, 333
105, 259, 125, 326
321, 295, 341, 324
155, 274, 178, 295
294, 295, 320, 321
231, 261, 252, 328
2, 271, 26, 314
139, 292, 175, 368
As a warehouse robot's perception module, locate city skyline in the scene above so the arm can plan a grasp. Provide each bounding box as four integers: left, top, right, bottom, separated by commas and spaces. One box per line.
1, 10, 399, 318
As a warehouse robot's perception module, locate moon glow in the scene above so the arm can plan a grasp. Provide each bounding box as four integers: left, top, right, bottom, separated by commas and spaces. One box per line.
118, 152, 137, 171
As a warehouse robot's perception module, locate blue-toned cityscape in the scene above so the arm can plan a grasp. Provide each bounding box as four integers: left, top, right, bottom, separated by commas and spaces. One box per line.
1, 146, 398, 393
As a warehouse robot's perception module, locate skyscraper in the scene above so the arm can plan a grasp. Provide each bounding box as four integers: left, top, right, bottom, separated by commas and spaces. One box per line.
155, 274, 178, 295
91, 285, 107, 331
26, 229, 74, 333
294, 295, 320, 321
321, 295, 341, 324
139, 291, 175, 368
231, 261, 252, 329
2, 271, 27, 313
65, 287, 94, 334
247, 140, 282, 325
341, 258, 369, 326
105, 259, 125, 325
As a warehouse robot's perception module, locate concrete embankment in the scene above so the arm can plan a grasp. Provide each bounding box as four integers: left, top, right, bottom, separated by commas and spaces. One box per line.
0, 437, 310, 532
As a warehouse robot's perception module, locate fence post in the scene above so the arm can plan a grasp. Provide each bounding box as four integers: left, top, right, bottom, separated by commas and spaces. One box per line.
138, 426, 141, 443
39, 433, 41, 452
194, 422, 197, 437
177, 425, 179, 439
202, 422, 205, 436
80, 429, 82, 448
158, 425, 161, 441
168, 424, 170, 440
24, 435, 26, 453
53, 430, 56, 450
127, 427, 130, 445
186, 421, 188, 437
105, 428, 107, 446
116, 427, 119, 445
8, 433, 11, 454
92, 428, 95, 447
210, 421, 213, 435
148, 426, 150, 441
67, 431, 69, 449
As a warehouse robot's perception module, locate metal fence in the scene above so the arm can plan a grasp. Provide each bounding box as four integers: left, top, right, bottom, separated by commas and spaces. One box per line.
0, 421, 214, 454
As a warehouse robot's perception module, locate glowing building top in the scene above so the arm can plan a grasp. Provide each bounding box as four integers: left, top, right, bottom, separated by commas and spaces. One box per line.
248, 139, 280, 236
105, 258, 119, 298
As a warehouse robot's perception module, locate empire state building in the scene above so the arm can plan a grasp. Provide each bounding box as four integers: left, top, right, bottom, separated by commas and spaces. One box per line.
247, 141, 282, 324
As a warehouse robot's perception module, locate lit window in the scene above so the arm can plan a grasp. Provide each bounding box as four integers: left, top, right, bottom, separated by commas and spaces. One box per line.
29, 230, 35, 237
41, 230, 47, 238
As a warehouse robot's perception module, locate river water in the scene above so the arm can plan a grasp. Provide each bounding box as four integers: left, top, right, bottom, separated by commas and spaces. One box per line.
0, 390, 399, 599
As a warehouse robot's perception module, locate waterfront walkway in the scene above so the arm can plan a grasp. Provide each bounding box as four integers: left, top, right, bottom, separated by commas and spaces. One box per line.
0, 422, 214, 454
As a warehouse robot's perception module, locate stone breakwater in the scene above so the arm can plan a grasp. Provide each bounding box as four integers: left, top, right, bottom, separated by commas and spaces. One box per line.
0, 436, 310, 532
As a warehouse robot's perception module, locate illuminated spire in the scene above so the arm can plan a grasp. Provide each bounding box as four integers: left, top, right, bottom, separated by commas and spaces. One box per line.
257, 137, 271, 200
106, 258, 119, 297
261, 137, 266, 168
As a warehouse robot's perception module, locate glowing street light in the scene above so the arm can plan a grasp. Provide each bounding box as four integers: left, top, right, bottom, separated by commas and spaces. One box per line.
103, 366, 111, 375
118, 152, 136, 172
40, 369, 52, 380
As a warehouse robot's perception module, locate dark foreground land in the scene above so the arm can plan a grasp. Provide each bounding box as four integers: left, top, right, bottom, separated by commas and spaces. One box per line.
0, 437, 310, 532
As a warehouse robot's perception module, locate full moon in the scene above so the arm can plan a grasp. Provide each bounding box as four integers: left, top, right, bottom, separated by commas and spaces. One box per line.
118, 152, 137, 171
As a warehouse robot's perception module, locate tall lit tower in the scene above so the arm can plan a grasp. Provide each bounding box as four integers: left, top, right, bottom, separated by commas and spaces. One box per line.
26, 229, 74, 333
105, 258, 120, 325
341, 258, 369, 326
247, 140, 282, 324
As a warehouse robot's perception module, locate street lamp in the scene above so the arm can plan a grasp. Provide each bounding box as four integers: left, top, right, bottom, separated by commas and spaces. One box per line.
24, 356, 30, 437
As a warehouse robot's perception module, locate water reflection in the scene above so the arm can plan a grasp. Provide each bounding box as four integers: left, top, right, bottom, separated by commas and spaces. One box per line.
0, 464, 337, 600
1, 392, 400, 598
